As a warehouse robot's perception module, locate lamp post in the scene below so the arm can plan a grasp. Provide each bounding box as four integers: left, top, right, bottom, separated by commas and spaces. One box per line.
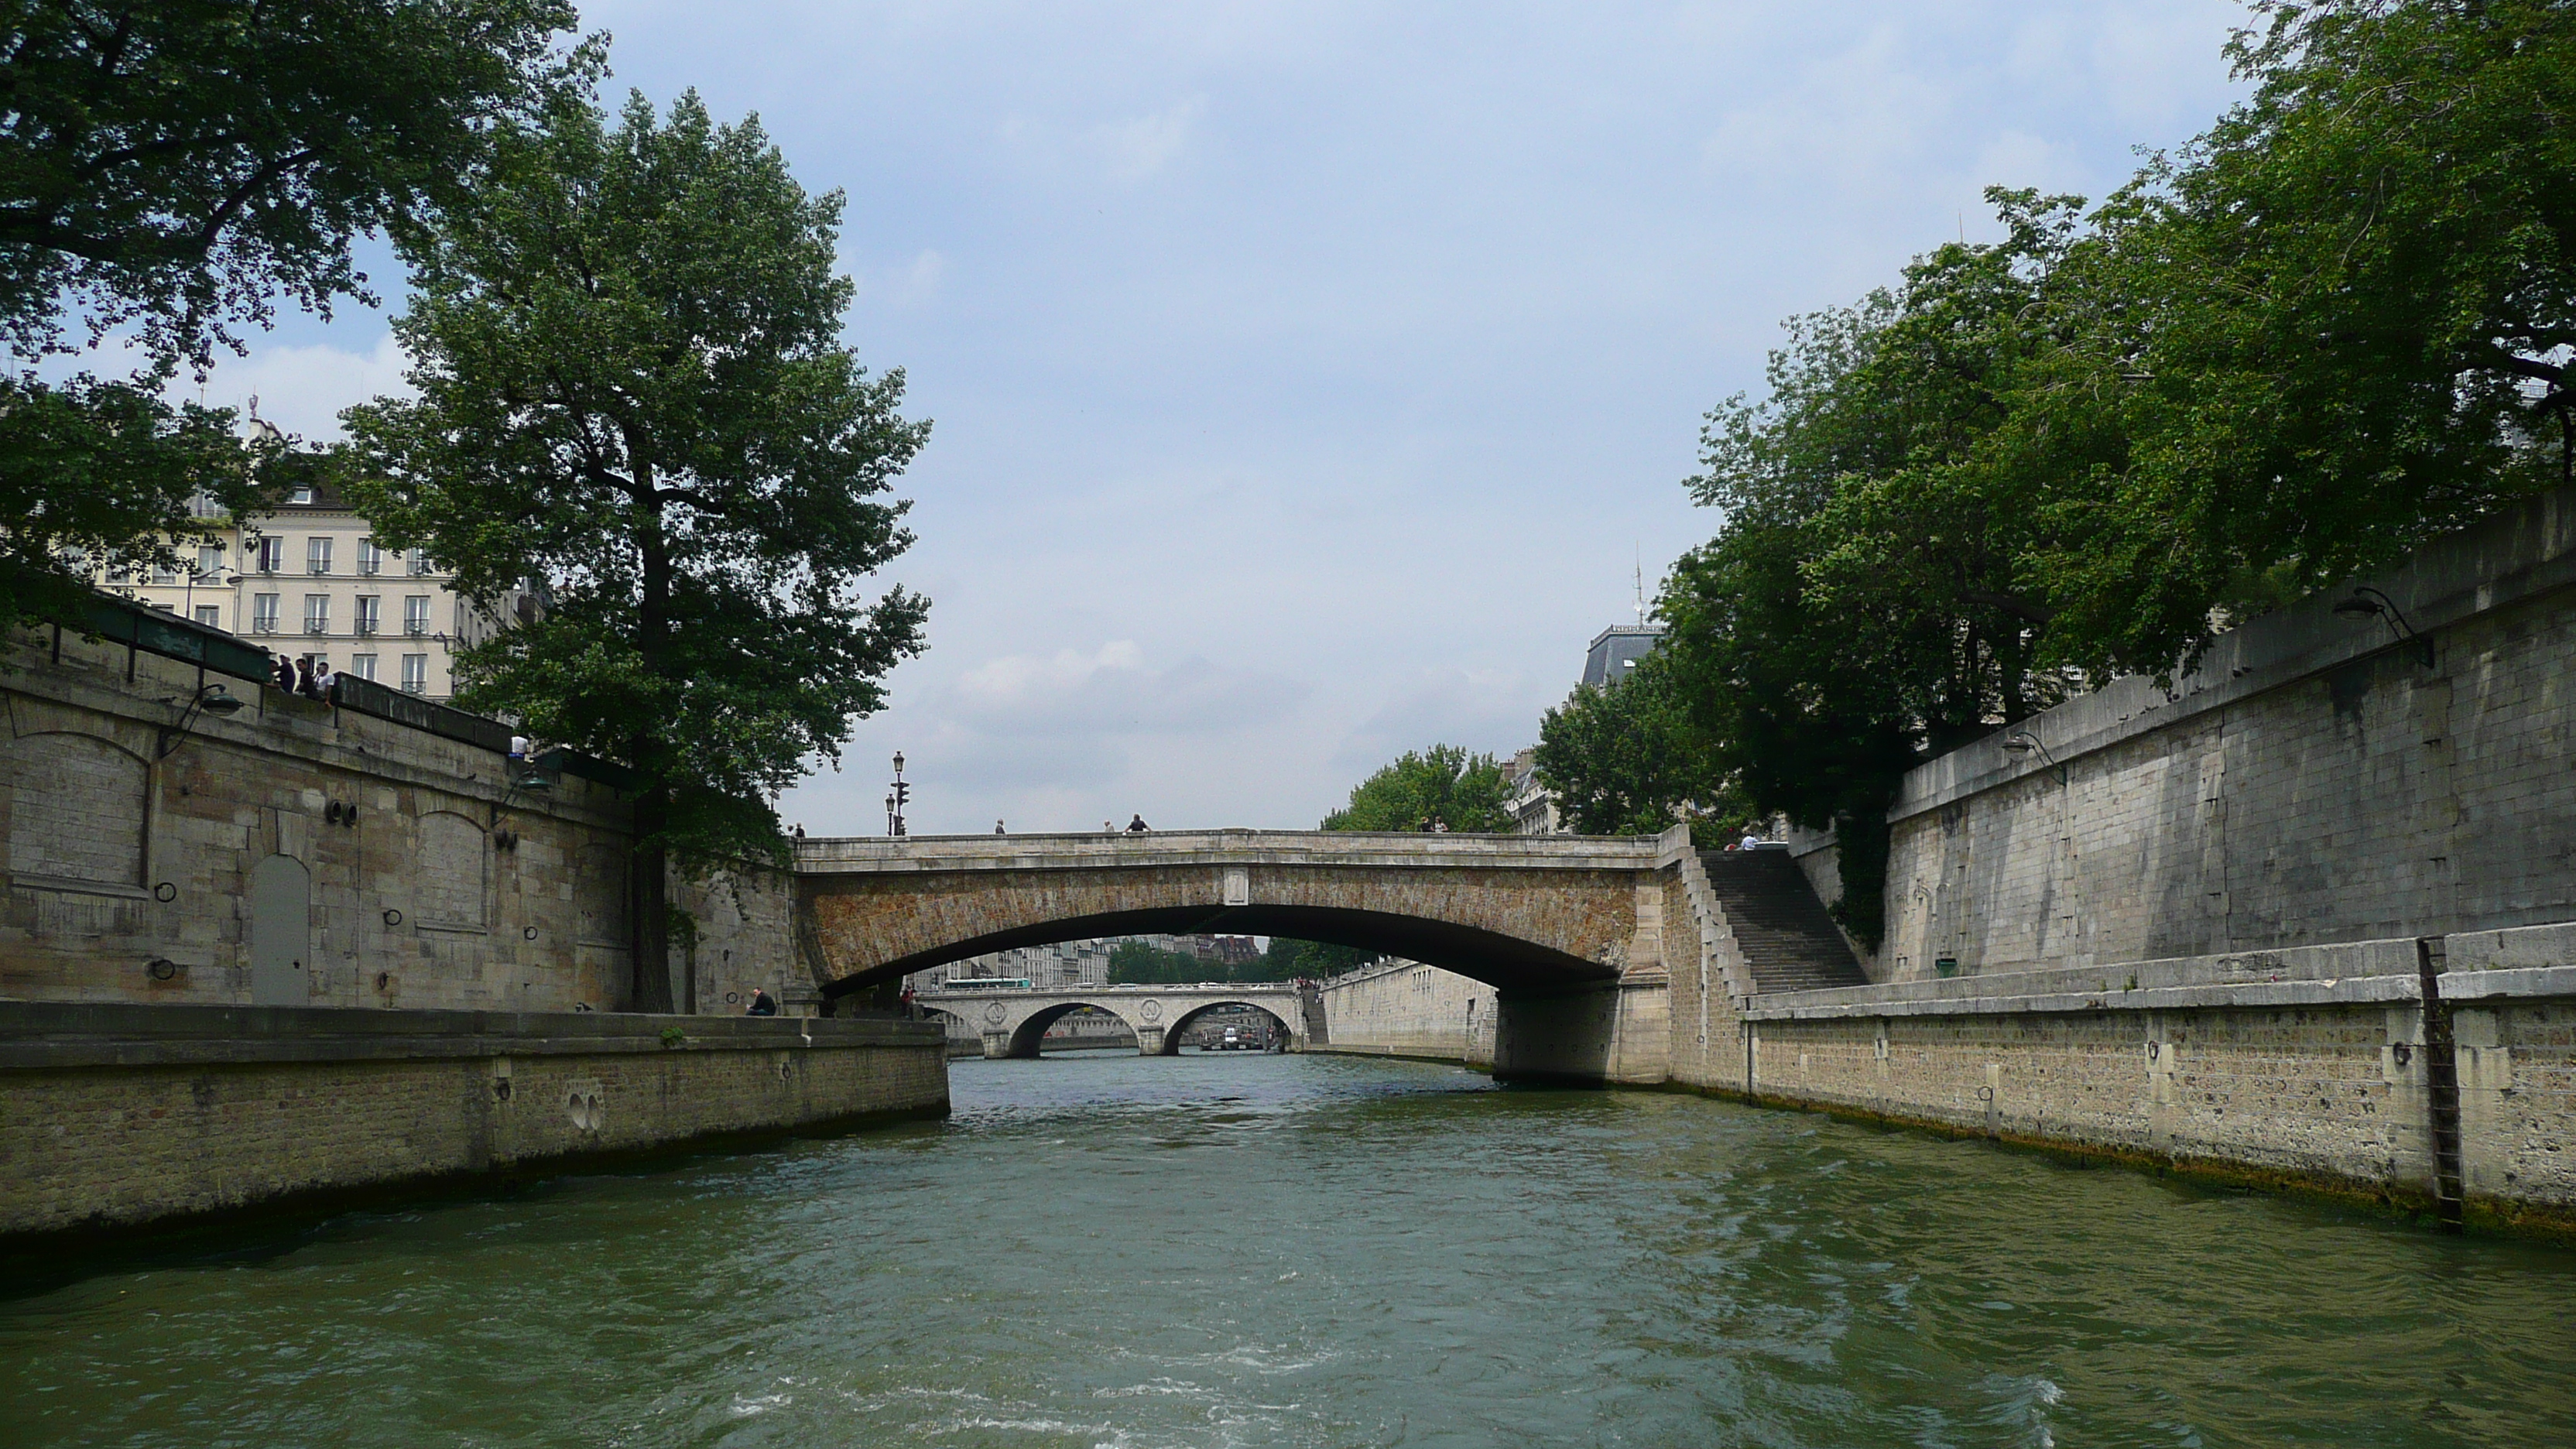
887, 751, 909, 837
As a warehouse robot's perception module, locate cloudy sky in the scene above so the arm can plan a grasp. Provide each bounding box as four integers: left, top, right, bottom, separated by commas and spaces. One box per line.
203, 1, 2249, 835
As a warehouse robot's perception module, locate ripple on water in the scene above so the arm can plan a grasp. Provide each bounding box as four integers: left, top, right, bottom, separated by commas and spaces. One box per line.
3, 1053, 2575, 1448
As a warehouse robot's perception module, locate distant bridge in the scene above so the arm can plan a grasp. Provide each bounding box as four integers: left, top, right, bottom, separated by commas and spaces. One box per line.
914, 982, 1306, 1058
795, 827, 1697, 1083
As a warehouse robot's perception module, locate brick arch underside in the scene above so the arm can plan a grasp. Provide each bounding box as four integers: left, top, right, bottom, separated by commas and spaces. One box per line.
814, 901, 1622, 1001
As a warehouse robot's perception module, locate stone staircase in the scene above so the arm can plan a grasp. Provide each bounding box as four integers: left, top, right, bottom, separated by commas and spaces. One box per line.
1697, 849, 1869, 994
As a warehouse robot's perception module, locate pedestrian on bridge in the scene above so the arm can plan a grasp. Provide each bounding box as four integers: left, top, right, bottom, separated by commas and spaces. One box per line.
1126, 814, 1150, 833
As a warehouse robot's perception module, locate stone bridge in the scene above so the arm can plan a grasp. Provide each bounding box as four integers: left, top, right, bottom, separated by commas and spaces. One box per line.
795, 828, 1698, 1084
916, 983, 1307, 1058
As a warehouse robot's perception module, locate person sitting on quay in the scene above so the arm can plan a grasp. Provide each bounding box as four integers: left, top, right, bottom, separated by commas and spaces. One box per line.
745, 986, 778, 1016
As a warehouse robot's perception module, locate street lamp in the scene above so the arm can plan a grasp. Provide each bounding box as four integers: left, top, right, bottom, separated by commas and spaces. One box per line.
156, 683, 245, 758
887, 752, 910, 837
1999, 728, 2067, 787
2331, 585, 2434, 668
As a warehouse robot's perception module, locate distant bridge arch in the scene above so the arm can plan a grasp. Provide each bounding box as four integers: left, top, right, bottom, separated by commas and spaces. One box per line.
916, 982, 1303, 1058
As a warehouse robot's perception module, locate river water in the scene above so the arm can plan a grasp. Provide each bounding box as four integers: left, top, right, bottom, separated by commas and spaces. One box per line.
6, 1052, 2575, 1447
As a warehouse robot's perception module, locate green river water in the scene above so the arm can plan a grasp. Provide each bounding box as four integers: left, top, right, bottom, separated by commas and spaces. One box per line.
5, 1051, 2575, 1447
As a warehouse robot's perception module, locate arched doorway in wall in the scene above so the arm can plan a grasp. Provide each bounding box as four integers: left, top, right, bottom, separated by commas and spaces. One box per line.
248, 854, 311, 1006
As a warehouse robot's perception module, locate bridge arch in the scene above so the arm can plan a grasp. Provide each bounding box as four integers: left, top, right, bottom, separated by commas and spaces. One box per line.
799, 829, 1690, 1084
1155, 998, 1293, 1055
1000, 999, 1146, 1058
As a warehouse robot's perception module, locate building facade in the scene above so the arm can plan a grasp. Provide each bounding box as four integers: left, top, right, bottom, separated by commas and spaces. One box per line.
98, 455, 521, 704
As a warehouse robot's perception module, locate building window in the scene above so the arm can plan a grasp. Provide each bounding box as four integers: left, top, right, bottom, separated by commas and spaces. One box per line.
194, 605, 221, 629
406, 548, 430, 577
254, 536, 283, 573
400, 654, 428, 694
288, 485, 314, 505
403, 595, 430, 635
303, 594, 330, 635
355, 595, 381, 635
358, 539, 383, 575
351, 653, 378, 681
195, 545, 224, 579
251, 594, 280, 634
151, 562, 178, 584
307, 537, 331, 575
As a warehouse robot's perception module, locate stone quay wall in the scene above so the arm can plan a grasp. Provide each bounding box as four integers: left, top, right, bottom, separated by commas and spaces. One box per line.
1314, 958, 1497, 1068
0, 622, 800, 1016
1877, 486, 2576, 985
1317, 493, 2576, 1231
0, 1000, 948, 1242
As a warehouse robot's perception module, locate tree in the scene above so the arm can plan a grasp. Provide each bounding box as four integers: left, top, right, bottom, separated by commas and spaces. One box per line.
0, 379, 265, 631
1532, 652, 1749, 841
1259, 937, 1377, 979
1659, 212, 2080, 944
0, 0, 592, 364
1107, 940, 1207, 985
1990, 0, 2576, 677
1321, 744, 1512, 832
1658, 2, 2576, 943
344, 91, 930, 1012
0, 0, 593, 636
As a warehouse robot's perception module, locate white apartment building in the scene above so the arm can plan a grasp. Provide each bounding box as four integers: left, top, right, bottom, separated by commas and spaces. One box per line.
99, 471, 522, 704
909, 938, 1115, 991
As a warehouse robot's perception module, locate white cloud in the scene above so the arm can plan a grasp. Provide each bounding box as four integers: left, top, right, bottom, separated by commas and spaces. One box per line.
854, 248, 949, 309
950, 640, 1303, 737
176, 331, 411, 444
1091, 97, 1204, 183
996, 95, 1207, 187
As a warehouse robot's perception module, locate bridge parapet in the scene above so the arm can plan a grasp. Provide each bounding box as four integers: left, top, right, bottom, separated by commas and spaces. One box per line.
796, 828, 1673, 875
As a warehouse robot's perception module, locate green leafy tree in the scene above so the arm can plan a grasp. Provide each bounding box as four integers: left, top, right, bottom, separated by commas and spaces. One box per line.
1321, 744, 1511, 832
1532, 652, 1749, 841
0, 381, 265, 631
1259, 937, 1377, 978
0, 0, 593, 636
1107, 940, 1208, 985
344, 91, 929, 1012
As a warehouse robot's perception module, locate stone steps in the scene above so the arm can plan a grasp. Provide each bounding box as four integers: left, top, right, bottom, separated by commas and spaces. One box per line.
1697, 850, 1868, 994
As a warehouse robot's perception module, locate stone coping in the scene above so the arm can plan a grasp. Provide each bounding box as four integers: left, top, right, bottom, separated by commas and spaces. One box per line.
0, 1000, 942, 1070
796, 827, 1672, 875
1742, 923, 2576, 1023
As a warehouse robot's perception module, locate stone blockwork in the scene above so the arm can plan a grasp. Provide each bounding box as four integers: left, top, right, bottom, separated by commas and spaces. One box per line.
0, 625, 799, 1016
796, 829, 1690, 1084
0, 1000, 947, 1240
1315, 958, 1496, 1068
795, 831, 1667, 991
1879, 487, 2576, 985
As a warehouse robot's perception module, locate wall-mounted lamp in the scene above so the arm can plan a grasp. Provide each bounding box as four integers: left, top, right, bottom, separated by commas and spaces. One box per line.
156, 683, 247, 758
2000, 729, 2067, 786
2331, 586, 2435, 667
